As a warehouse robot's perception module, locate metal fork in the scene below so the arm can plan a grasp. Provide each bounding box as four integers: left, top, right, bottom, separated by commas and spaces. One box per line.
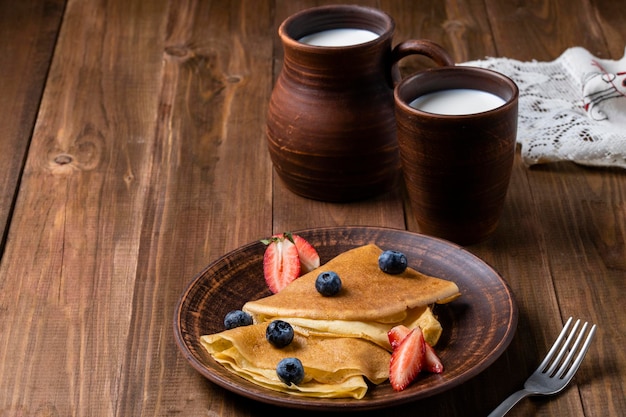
488, 317, 597, 417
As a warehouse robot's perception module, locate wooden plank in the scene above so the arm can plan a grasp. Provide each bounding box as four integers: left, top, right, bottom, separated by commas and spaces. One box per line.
383, 1, 569, 415
593, 0, 626, 57
388, 1, 623, 416
0, 0, 169, 414
481, 1, 626, 416
526, 165, 626, 417
387, 0, 497, 69
485, 0, 604, 61
114, 0, 276, 414
0, 0, 65, 249
0, 0, 276, 412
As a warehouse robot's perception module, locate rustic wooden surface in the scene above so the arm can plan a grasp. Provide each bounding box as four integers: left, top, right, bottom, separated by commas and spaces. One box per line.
0, 0, 624, 416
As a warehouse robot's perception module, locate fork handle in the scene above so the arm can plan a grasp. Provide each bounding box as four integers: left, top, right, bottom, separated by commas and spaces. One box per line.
487, 389, 532, 417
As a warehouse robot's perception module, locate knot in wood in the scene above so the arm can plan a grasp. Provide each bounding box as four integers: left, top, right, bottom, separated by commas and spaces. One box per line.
54, 154, 73, 165
164, 45, 189, 58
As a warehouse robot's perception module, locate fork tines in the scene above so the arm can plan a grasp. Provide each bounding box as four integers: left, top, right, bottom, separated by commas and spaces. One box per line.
539, 317, 597, 380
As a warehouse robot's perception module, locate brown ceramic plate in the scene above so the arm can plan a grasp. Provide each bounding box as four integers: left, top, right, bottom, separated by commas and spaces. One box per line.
173, 226, 517, 411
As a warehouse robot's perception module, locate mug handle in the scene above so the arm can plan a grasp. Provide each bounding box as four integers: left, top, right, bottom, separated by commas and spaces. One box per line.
390, 39, 455, 85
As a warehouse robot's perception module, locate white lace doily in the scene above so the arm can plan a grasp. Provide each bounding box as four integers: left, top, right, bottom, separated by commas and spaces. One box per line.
463, 47, 626, 168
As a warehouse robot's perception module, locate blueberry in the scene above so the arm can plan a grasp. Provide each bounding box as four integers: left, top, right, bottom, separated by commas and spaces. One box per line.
315, 271, 342, 296
223, 310, 253, 329
378, 250, 408, 274
266, 320, 294, 348
276, 357, 305, 385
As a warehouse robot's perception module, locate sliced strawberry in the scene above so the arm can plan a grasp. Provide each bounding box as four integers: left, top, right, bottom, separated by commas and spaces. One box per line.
388, 325, 411, 350
424, 342, 444, 373
389, 327, 425, 391
262, 235, 301, 293
290, 233, 320, 273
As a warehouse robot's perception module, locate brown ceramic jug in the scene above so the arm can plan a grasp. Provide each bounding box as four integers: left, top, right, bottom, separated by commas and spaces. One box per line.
266, 5, 454, 202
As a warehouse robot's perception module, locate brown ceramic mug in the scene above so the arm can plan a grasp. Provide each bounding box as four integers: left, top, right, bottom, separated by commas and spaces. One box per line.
266, 5, 454, 202
394, 66, 519, 245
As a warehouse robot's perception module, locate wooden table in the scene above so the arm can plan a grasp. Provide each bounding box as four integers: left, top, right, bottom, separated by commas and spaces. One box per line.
1, 0, 624, 415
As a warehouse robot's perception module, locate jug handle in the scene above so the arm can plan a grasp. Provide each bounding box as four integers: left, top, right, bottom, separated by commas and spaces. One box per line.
390, 39, 455, 86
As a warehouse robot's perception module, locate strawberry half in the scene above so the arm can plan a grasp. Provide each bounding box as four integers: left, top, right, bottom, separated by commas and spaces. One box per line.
424, 342, 444, 373
262, 235, 301, 293
290, 233, 320, 274
389, 324, 444, 377
389, 327, 425, 391
388, 325, 411, 350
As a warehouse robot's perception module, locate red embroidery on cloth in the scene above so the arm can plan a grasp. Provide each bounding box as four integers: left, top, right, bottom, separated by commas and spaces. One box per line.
582, 60, 626, 120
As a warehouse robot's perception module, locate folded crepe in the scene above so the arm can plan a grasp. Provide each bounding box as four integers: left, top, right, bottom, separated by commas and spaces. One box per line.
202, 244, 460, 398
201, 322, 390, 399
243, 244, 460, 348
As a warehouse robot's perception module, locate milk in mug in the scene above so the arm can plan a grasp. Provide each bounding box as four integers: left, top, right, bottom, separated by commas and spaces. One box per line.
299, 28, 379, 47
409, 89, 506, 115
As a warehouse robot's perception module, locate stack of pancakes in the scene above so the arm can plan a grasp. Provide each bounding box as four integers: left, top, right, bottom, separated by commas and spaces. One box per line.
201, 244, 460, 399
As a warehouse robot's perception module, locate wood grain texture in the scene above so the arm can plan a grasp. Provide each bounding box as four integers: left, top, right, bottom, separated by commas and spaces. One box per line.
0, 0, 624, 416
0, 0, 65, 250
479, 2, 626, 416
389, 2, 578, 415
116, 1, 275, 415
0, 0, 170, 415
